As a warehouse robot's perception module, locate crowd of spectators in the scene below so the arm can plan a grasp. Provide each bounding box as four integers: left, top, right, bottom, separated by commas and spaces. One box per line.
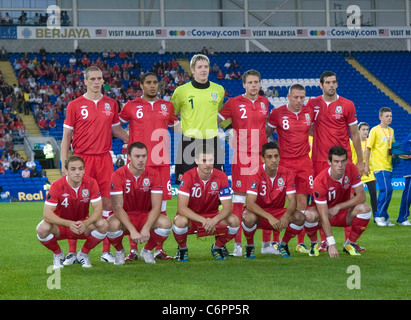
0, 10, 70, 26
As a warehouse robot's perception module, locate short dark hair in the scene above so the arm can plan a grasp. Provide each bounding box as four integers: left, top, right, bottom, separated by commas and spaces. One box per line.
379, 107, 392, 117
128, 141, 147, 155
242, 69, 261, 84
358, 122, 369, 130
328, 145, 347, 162
261, 141, 279, 157
320, 71, 338, 84
288, 83, 305, 95
140, 72, 158, 84
65, 155, 85, 169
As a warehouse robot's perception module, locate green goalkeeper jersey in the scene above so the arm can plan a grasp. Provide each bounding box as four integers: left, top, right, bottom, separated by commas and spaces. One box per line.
171, 80, 225, 139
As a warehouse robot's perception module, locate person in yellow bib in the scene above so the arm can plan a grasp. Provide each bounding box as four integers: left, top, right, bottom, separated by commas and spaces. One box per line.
364, 108, 396, 226
351, 122, 377, 220
171, 54, 226, 184
44, 141, 55, 169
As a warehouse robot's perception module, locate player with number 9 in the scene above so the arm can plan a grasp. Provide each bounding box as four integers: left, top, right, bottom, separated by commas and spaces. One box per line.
61, 66, 129, 264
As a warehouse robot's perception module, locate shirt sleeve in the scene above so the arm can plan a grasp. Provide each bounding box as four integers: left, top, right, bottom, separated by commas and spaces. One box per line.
177, 171, 191, 197
150, 171, 163, 194
119, 101, 131, 123
110, 172, 124, 196
45, 183, 59, 206
170, 87, 181, 115
219, 174, 231, 201
246, 175, 260, 195
313, 177, 327, 205
267, 108, 278, 129
111, 100, 121, 127
90, 178, 102, 203
63, 101, 76, 130
346, 101, 358, 126
218, 99, 232, 122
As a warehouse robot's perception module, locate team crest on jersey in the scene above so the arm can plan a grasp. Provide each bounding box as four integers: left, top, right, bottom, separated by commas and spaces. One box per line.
160, 104, 169, 116
143, 178, 150, 186
276, 178, 285, 192
211, 93, 218, 101
260, 102, 266, 109
304, 113, 311, 125
81, 189, 90, 203
343, 176, 350, 190
236, 180, 241, 188
333, 105, 343, 120
211, 181, 218, 190
103, 103, 112, 116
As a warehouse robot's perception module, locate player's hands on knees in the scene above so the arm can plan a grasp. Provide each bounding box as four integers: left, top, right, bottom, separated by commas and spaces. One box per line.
203, 218, 218, 234
130, 229, 143, 244
328, 245, 339, 258
268, 216, 281, 231
139, 227, 151, 243
69, 221, 85, 235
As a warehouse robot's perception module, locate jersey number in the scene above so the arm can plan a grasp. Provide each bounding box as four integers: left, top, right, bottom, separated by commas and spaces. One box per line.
240, 108, 247, 119
81, 109, 88, 119
328, 190, 336, 202
191, 187, 202, 198
61, 197, 69, 208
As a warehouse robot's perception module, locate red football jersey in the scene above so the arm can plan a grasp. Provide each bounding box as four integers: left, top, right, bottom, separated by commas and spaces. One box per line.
267, 104, 313, 159
218, 95, 269, 158
119, 98, 179, 166
45, 175, 101, 221
247, 165, 296, 209
110, 165, 163, 214
306, 95, 358, 162
64, 95, 120, 155
313, 162, 363, 208
178, 168, 231, 215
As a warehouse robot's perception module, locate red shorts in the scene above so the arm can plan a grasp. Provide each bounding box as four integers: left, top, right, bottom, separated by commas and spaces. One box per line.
122, 212, 150, 235
176, 212, 226, 236
329, 208, 350, 227
255, 208, 287, 230
57, 220, 88, 240
231, 153, 261, 193
76, 152, 113, 197
147, 165, 172, 201
280, 155, 313, 195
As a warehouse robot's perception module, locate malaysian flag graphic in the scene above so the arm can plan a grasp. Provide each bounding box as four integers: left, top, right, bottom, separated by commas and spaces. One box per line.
156, 29, 167, 37
297, 29, 308, 37
378, 29, 389, 37
95, 29, 107, 37
240, 29, 251, 37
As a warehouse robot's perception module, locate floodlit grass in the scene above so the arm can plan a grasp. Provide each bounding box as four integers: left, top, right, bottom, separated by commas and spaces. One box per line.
0, 190, 409, 300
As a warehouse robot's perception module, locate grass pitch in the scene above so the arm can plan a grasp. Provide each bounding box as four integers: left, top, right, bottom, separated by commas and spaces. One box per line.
0, 190, 409, 301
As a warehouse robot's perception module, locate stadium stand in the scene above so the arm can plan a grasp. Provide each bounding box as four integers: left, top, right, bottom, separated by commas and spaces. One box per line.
1, 50, 410, 199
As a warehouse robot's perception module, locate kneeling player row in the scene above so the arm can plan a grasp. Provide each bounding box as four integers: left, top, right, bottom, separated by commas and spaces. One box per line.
36, 142, 371, 268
